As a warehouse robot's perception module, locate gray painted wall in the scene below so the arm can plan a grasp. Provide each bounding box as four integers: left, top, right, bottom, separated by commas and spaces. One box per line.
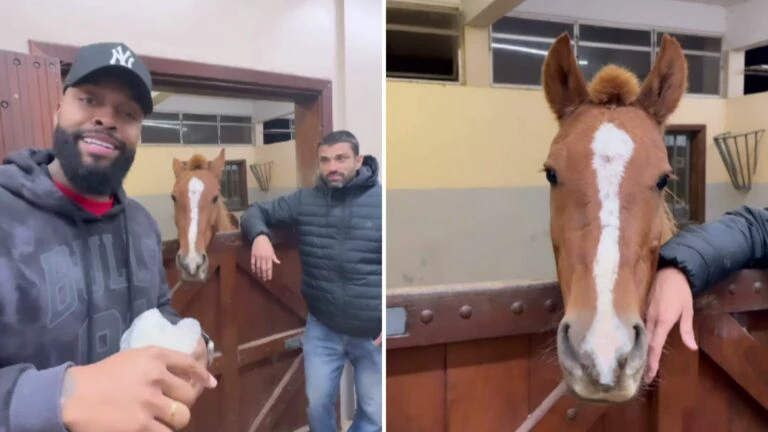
386, 182, 768, 290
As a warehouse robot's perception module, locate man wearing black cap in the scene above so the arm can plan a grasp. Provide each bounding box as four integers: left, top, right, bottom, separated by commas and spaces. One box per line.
0, 42, 216, 432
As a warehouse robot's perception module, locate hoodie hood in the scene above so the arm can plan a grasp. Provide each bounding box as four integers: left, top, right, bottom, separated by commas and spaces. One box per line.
0, 148, 128, 223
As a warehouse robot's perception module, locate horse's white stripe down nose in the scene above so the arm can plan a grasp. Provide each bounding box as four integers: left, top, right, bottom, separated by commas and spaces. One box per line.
185, 177, 205, 271
584, 122, 635, 385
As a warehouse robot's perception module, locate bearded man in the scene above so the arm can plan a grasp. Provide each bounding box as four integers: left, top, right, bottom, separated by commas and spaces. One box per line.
0, 42, 216, 432
242, 130, 382, 432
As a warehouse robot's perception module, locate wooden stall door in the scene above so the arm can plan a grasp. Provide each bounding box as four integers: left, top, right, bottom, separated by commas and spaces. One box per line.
166, 235, 310, 432
387, 271, 768, 432
0, 49, 62, 159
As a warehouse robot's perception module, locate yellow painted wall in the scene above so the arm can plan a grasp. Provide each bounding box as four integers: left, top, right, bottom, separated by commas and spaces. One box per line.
253, 140, 298, 189
386, 81, 729, 190
725, 92, 768, 184
125, 141, 297, 196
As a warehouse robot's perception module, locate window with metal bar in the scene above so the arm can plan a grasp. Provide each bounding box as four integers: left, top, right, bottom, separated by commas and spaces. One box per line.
220, 160, 248, 211
664, 132, 693, 225
490, 16, 722, 96
263, 118, 295, 144
141, 112, 253, 145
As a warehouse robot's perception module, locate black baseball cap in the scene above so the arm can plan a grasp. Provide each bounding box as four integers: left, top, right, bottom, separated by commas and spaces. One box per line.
63, 42, 153, 115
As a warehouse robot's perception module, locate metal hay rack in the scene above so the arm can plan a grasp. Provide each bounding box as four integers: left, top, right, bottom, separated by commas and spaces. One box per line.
714, 129, 765, 192
249, 161, 274, 192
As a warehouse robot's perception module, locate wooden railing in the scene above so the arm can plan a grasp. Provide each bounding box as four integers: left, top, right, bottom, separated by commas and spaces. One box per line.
386, 269, 768, 431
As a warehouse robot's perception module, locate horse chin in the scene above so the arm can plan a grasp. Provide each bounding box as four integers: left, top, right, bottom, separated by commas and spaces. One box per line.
560, 362, 645, 404
177, 265, 209, 283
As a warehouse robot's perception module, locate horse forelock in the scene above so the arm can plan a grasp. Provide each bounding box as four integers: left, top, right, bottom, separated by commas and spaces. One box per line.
187, 154, 210, 170
587, 65, 641, 107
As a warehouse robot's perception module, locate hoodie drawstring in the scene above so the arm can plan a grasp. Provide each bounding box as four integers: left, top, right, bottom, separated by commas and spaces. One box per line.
123, 211, 134, 326
74, 218, 95, 364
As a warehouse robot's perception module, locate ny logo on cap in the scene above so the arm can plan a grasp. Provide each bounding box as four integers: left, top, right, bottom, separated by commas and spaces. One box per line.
109, 46, 135, 68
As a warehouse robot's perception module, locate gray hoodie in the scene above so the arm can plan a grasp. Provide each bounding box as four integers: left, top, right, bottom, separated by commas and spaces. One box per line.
0, 149, 180, 431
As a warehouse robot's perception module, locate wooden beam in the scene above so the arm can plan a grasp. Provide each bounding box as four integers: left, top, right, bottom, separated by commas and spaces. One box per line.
386, 270, 768, 350
170, 262, 221, 312
698, 313, 768, 410
387, 281, 563, 350
464, 0, 526, 28
514, 381, 606, 432
234, 252, 308, 319
219, 250, 241, 431
238, 327, 305, 367
654, 322, 699, 430
28, 40, 330, 93
248, 353, 305, 432
694, 269, 768, 315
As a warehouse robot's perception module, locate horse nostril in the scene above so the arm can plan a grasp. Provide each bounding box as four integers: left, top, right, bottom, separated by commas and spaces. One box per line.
558, 321, 581, 362
632, 323, 646, 348
201, 253, 208, 265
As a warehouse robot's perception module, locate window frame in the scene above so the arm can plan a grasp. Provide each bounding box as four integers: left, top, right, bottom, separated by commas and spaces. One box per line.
141, 111, 254, 146
220, 159, 249, 212
385, 2, 464, 85
489, 15, 724, 98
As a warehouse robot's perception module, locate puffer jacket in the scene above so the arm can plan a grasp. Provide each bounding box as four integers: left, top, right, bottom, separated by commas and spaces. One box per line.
659, 205, 768, 294
240, 156, 382, 338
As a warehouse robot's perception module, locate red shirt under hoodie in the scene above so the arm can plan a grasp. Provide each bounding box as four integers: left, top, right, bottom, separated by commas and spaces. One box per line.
53, 180, 114, 216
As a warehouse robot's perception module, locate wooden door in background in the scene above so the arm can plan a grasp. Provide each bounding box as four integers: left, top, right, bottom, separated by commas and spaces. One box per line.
0, 49, 62, 160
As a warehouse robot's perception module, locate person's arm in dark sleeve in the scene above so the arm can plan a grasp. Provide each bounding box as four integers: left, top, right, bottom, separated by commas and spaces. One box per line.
658, 205, 768, 294
240, 190, 302, 244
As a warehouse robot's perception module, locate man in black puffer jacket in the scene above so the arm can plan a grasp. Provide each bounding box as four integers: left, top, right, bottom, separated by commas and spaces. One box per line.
240, 130, 381, 432
643, 205, 768, 383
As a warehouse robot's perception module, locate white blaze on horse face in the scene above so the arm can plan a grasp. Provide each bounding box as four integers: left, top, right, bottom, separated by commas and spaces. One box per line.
583, 122, 636, 386
184, 176, 205, 271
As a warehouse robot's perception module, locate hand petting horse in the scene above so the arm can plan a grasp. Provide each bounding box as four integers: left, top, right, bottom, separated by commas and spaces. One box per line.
542, 33, 685, 403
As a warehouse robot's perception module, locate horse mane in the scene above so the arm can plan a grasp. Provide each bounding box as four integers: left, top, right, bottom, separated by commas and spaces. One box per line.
215, 199, 238, 232
659, 190, 679, 244
587, 65, 640, 107
187, 154, 210, 170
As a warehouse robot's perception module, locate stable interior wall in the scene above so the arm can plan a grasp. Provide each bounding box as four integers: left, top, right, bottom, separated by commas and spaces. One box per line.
385, 0, 764, 289
125, 141, 296, 240
386, 82, 729, 289
0, 0, 383, 241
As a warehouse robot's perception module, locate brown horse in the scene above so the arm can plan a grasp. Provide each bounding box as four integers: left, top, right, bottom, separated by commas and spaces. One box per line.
171, 148, 240, 281
542, 33, 684, 402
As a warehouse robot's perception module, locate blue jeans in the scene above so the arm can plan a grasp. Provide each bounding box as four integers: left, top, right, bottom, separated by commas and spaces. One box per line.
303, 314, 382, 432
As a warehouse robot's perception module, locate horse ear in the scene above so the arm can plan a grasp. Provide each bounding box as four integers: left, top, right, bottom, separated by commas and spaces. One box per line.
635, 34, 687, 125
209, 148, 226, 178
172, 158, 186, 178
542, 33, 589, 121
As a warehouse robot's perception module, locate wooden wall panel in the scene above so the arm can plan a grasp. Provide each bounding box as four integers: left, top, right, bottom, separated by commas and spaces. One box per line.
386, 345, 446, 432
0, 49, 61, 160
446, 336, 530, 431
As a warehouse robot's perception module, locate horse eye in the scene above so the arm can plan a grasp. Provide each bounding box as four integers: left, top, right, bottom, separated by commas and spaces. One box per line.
544, 168, 558, 186
171, 194, 176, 202
212, 195, 219, 203
656, 174, 669, 191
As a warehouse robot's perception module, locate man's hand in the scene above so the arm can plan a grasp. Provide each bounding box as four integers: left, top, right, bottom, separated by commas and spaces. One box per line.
644, 267, 698, 383
250, 235, 280, 281
188, 336, 211, 398
61, 346, 217, 432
